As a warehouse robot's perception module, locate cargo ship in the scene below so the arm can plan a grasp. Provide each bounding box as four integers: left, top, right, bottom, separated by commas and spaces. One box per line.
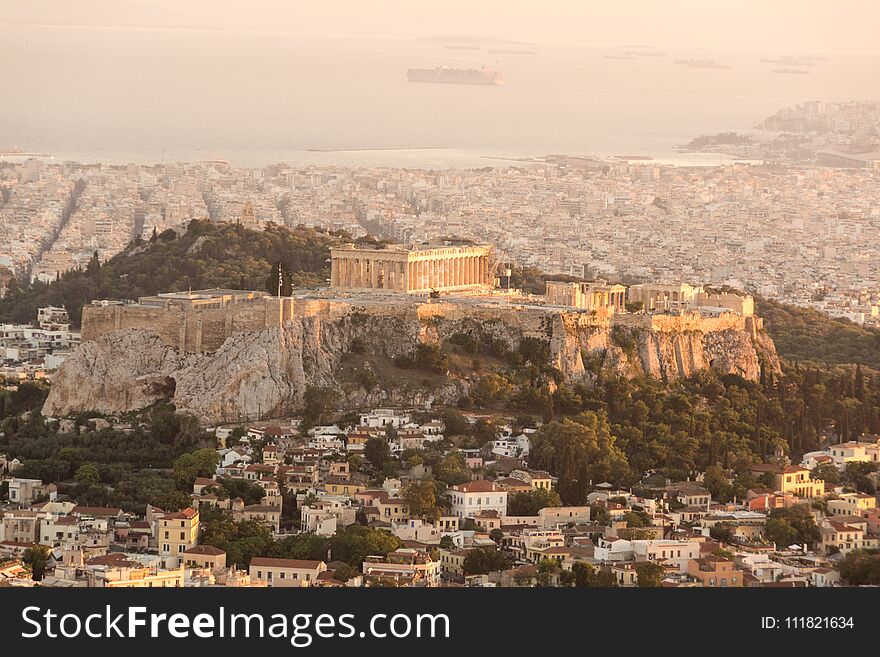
407, 66, 503, 86
488, 48, 537, 55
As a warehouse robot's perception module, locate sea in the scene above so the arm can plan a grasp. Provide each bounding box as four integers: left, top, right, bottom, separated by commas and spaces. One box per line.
2, 24, 880, 169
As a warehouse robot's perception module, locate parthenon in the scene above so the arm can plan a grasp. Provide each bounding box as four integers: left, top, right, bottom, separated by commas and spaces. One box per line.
330, 243, 493, 293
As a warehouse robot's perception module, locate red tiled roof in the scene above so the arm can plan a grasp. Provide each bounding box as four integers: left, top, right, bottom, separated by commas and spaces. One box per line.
71, 506, 122, 517
451, 480, 503, 493
184, 545, 226, 556
160, 507, 198, 520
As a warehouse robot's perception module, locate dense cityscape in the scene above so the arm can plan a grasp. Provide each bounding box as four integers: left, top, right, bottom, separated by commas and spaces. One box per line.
4, 102, 880, 333
1, 28, 879, 595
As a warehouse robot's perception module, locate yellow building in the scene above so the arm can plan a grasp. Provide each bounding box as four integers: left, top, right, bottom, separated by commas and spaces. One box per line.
99, 566, 185, 588
249, 557, 327, 587
183, 545, 228, 571
158, 507, 200, 558
687, 555, 743, 587
828, 493, 876, 517
777, 466, 824, 499
324, 478, 367, 498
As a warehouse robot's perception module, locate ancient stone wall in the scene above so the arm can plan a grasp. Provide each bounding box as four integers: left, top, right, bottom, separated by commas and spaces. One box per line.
81, 296, 761, 359
81, 298, 299, 353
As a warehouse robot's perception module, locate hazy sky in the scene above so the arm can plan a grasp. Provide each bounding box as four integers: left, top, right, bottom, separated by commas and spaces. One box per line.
3, 0, 879, 52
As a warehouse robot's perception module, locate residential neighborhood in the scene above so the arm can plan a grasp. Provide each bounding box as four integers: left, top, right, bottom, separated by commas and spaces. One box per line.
3, 406, 878, 588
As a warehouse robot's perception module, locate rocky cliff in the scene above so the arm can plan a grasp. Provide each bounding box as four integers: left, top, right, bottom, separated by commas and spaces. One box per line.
43, 306, 780, 424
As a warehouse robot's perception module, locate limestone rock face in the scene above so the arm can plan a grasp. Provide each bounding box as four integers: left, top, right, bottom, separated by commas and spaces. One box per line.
42, 329, 184, 416
44, 310, 780, 424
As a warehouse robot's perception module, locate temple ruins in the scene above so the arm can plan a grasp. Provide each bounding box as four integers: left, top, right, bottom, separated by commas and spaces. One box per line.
330, 243, 493, 293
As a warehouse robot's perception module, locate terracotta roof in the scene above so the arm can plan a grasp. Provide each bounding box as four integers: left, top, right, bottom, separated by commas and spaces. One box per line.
71, 506, 122, 517
184, 545, 226, 556
86, 553, 135, 567
451, 480, 504, 493
160, 507, 199, 520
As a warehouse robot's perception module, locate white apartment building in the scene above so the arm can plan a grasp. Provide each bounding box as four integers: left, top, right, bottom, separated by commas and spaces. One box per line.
449, 480, 508, 518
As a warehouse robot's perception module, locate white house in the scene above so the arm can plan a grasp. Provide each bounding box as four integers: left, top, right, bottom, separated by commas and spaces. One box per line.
449, 480, 508, 518
359, 409, 411, 429
632, 539, 701, 573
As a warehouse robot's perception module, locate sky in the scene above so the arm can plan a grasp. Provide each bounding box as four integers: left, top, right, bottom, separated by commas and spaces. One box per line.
2, 0, 879, 53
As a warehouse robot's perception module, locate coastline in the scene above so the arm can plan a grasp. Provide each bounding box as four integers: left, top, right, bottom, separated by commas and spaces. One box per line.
1, 148, 760, 169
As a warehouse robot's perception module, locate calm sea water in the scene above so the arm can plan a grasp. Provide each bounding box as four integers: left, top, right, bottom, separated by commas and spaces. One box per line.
3, 25, 880, 168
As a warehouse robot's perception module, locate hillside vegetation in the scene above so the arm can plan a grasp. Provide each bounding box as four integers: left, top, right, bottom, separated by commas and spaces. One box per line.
0, 220, 344, 326
757, 297, 880, 370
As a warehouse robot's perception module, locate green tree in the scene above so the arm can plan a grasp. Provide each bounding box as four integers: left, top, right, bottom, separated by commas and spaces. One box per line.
766, 505, 820, 547
529, 413, 632, 504
173, 448, 219, 489
302, 386, 340, 428
462, 546, 509, 575
74, 463, 100, 484
709, 524, 735, 544
811, 463, 840, 486
431, 451, 471, 486
838, 549, 880, 585
636, 561, 664, 587
364, 436, 391, 472
200, 513, 274, 568
266, 261, 293, 297
402, 480, 440, 519
507, 488, 562, 516
441, 409, 470, 436
22, 546, 50, 581
328, 525, 404, 569
564, 561, 617, 587
622, 511, 648, 528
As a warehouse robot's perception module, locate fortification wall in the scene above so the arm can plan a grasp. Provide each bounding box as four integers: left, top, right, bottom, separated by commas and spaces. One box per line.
81, 298, 298, 353
82, 294, 760, 356
610, 312, 746, 333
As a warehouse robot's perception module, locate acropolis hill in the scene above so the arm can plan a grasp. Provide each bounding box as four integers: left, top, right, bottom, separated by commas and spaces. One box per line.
44, 242, 780, 424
